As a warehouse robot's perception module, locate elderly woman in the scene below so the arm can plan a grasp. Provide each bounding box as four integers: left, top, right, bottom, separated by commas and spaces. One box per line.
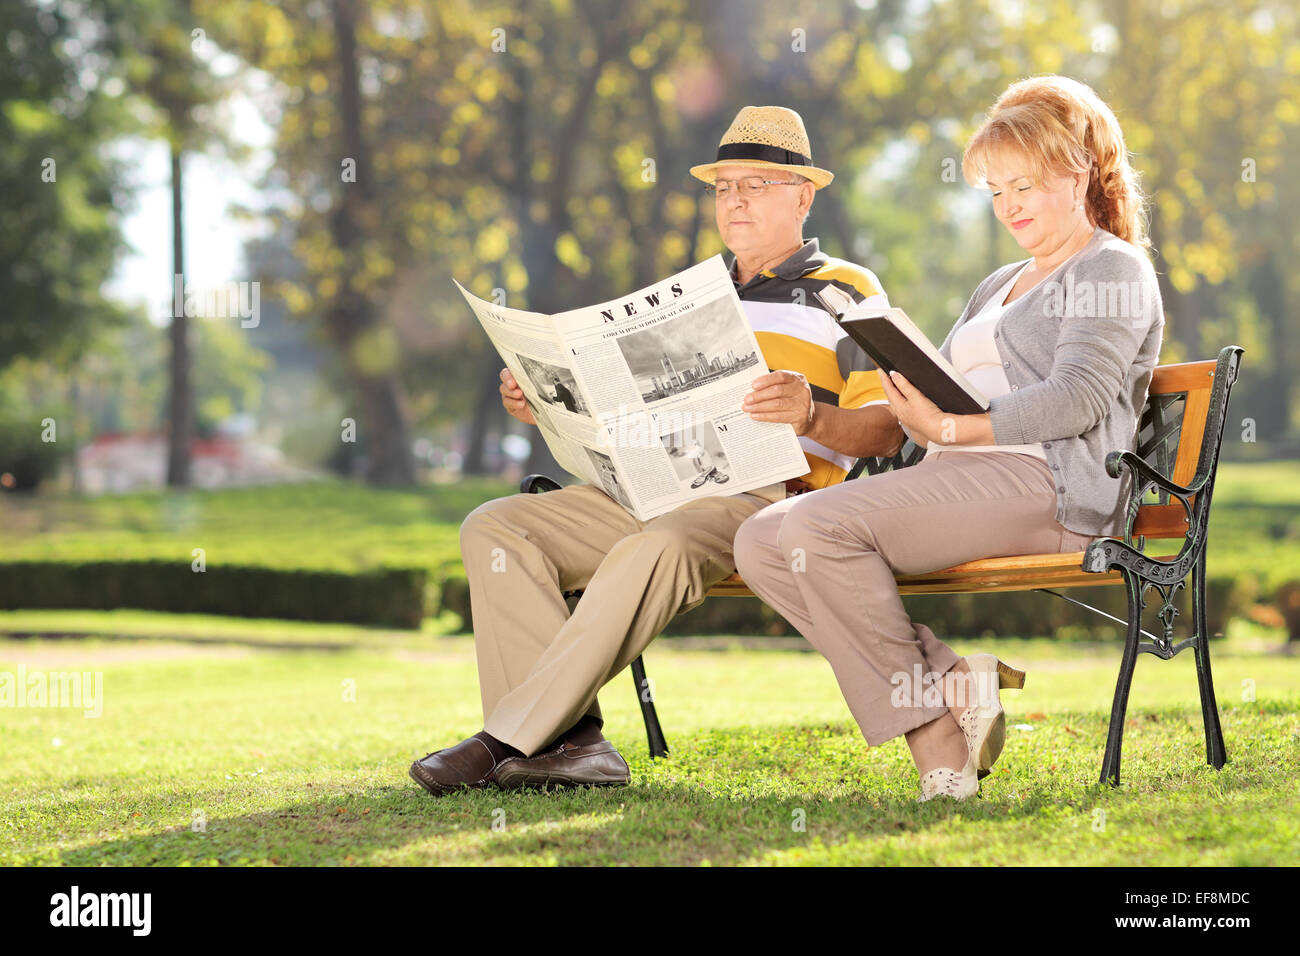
734, 75, 1165, 801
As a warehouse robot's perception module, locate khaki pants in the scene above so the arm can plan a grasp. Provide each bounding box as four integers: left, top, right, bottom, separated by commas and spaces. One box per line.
733, 451, 1095, 746
461, 482, 781, 754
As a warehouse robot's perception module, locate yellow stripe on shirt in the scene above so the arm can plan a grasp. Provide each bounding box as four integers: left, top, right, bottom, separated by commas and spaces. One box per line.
805, 259, 887, 302
841, 368, 887, 409
754, 331, 844, 397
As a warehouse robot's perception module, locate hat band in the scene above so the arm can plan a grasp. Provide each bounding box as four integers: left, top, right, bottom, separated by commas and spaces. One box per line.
715, 141, 812, 167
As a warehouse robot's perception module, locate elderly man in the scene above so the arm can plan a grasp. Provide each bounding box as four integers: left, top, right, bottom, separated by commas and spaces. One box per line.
411, 105, 904, 795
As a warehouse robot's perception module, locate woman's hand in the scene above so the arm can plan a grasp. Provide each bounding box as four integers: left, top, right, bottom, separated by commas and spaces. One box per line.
879, 369, 995, 447
879, 369, 948, 445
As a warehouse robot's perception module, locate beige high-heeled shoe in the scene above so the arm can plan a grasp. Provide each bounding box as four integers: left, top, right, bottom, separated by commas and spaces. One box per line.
956, 653, 1026, 779
918, 655, 1027, 802
918, 735, 979, 802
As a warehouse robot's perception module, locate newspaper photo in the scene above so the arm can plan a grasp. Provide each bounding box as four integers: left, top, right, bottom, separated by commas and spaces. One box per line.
454, 256, 810, 520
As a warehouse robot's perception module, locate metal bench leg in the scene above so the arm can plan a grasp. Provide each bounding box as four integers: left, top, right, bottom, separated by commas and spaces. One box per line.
1101, 572, 1143, 787
1191, 553, 1228, 770
630, 654, 669, 758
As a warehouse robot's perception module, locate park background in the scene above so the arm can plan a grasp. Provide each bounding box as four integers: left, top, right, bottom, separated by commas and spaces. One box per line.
0, 0, 1297, 866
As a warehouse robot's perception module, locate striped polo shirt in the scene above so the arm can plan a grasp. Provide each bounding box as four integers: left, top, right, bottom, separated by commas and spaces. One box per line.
730, 238, 890, 489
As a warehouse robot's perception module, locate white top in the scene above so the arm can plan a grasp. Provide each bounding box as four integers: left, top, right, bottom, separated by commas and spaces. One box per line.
924, 262, 1046, 460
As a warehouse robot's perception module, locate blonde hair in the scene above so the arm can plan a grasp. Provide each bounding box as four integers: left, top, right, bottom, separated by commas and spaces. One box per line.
962, 75, 1148, 248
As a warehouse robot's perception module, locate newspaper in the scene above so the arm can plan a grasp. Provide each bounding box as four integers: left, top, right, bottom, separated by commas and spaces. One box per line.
455, 256, 810, 520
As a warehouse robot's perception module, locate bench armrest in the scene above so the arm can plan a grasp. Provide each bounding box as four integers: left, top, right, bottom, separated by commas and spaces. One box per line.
1104, 449, 1203, 499
520, 473, 564, 494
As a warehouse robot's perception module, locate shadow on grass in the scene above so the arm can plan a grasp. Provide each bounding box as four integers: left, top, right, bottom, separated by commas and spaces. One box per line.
45, 711, 1273, 867
48, 782, 1025, 867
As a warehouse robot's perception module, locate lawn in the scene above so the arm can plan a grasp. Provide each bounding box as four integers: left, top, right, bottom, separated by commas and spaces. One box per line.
2, 621, 1297, 866
1, 461, 1297, 865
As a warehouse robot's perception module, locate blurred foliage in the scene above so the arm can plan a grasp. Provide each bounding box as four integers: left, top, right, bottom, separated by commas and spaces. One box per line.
0, 404, 72, 492
198, 0, 1300, 451
4, 0, 1300, 481
92, 0, 231, 156
0, 0, 133, 368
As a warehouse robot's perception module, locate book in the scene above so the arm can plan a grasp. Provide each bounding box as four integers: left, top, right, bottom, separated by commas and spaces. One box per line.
815, 285, 989, 415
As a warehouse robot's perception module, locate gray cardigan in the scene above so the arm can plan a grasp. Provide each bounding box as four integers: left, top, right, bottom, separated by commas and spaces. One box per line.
935, 227, 1164, 536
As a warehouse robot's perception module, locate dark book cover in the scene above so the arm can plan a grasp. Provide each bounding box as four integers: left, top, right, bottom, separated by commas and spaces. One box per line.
814, 285, 988, 415
839, 314, 989, 415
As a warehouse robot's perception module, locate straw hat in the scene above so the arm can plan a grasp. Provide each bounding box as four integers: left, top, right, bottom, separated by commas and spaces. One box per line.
690, 105, 834, 189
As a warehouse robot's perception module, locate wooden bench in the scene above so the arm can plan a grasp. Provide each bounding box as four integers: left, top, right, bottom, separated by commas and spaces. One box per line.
522, 345, 1244, 786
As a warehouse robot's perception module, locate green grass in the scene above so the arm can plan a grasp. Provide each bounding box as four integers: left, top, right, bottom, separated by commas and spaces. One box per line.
0, 607, 461, 647
2, 626, 1297, 866
1198, 460, 1300, 590
0, 462, 1297, 864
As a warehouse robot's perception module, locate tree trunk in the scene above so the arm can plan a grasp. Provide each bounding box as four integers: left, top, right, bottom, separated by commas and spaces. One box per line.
68, 373, 81, 495
166, 144, 192, 487
1147, 203, 1181, 360
462, 351, 506, 475
330, 0, 415, 485
1252, 250, 1287, 437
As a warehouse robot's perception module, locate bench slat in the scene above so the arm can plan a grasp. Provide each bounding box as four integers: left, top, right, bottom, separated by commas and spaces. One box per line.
1133, 502, 1192, 538
1172, 385, 1211, 489
707, 552, 1179, 598
1148, 360, 1215, 395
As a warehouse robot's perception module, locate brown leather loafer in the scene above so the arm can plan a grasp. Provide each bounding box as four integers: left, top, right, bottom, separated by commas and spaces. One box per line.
409, 736, 503, 796
492, 739, 630, 791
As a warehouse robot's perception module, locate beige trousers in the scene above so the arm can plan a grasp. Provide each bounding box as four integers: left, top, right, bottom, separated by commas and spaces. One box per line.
460, 482, 780, 754
733, 451, 1095, 746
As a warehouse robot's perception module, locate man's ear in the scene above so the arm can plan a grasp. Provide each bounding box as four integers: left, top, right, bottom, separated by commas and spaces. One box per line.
799, 181, 815, 218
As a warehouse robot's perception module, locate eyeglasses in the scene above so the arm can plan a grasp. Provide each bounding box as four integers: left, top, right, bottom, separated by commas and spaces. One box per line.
704, 177, 803, 199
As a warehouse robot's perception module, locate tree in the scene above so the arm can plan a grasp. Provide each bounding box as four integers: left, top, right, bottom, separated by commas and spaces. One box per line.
204, 0, 425, 484
100, 0, 227, 486
0, 0, 131, 371
203, 0, 1300, 487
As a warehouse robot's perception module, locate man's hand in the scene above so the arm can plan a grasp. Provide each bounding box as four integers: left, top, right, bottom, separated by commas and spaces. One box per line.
499, 368, 536, 426
743, 370, 815, 436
